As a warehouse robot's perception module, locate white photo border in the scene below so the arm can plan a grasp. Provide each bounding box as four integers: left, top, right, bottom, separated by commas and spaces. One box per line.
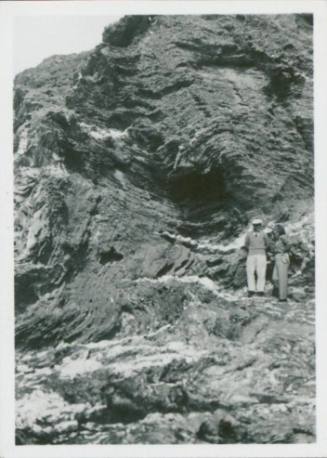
0, 1, 326, 457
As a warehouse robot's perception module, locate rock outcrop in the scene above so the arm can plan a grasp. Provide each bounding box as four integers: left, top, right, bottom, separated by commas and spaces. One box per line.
14, 14, 314, 444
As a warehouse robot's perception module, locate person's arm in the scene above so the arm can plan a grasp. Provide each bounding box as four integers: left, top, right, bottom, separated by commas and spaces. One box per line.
239, 234, 250, 259
239, 246, 248, 260
280, 235, 289, 253
243, 233, 250, 250
264, 233, 273, 255
241, 233, 250, 256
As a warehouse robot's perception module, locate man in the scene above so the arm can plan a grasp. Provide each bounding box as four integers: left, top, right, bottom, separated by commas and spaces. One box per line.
244, 218, 269, 297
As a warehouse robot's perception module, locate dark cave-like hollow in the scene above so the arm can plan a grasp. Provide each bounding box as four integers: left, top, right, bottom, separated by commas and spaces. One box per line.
167, 168, 226, 204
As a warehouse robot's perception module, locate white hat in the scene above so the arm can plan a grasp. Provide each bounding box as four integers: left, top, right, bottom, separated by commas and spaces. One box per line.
252, 218, 263, 225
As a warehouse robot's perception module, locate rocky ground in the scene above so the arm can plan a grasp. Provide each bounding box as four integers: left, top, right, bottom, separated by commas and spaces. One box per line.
15, 280, 315, 444
14, 14, 314, 444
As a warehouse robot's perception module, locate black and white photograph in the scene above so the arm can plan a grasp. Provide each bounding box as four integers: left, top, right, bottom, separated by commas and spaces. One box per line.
1, 0, 327, 456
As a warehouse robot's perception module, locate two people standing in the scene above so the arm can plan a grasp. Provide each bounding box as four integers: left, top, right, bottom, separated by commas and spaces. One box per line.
243, 218, 290, 301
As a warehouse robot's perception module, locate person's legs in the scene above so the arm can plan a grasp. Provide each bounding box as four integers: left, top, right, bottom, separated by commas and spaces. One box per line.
256, 254, 267, 293
272, 262, 279, 296
246, 255, 256, 293
277, 257, 289, 300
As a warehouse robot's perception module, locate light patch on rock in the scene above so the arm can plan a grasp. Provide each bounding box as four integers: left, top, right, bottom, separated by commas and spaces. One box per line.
16, 388, 105, 435
72, 71, 83, 90
44, 153, 68, 177
162, 230, 246, 253
114, 170, 127, 189
107, 342, 206, 377
22, 207, 47, 257
50, 336, 207, 380
286, 213, 313, 237
16, 390, 67, 429
79, 122, 128, 141
136, 274, 241, 301
16, 362, 33, 375
198, 232, 247, 253
58, 353, 103, 379
16, 127, 29, 156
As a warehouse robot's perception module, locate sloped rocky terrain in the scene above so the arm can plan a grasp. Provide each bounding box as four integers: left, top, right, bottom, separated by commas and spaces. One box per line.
14, 14, 314, 444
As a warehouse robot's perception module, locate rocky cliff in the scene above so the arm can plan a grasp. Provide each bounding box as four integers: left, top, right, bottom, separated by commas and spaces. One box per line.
14, 14, 315, 444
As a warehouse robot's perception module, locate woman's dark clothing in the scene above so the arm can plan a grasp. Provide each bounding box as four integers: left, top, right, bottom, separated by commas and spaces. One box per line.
272, 234, 290, 300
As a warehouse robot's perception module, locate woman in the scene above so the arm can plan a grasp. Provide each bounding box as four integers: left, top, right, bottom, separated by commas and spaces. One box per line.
272, 224, 290, 302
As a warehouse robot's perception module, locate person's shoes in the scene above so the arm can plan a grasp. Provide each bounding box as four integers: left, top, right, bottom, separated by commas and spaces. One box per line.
278, 298, 287, 302
257, 291, 264, 297
247, 291, 255, 297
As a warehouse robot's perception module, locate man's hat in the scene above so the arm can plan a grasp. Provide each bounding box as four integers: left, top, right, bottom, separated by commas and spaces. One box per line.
252, 218, 263, 225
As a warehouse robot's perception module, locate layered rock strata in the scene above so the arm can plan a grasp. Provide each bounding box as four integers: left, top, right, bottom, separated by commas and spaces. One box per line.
14, 14, 314, 444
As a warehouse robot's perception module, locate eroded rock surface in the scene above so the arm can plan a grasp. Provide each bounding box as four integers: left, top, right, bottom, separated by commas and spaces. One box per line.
14, 14, 314, 444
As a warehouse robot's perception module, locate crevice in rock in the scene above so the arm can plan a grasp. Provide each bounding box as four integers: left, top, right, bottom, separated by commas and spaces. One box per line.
264, 64, 304, 100
14, 278, 38, 312
155, 263, 174, 278
99, 247, 124, 265
137, 79, 194, 100
294, 116, 314, 152
62, 239, 90, 284
94, 406, 147, 425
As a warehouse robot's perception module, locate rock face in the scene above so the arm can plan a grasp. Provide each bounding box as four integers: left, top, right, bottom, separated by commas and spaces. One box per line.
14, 14, 314, 444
